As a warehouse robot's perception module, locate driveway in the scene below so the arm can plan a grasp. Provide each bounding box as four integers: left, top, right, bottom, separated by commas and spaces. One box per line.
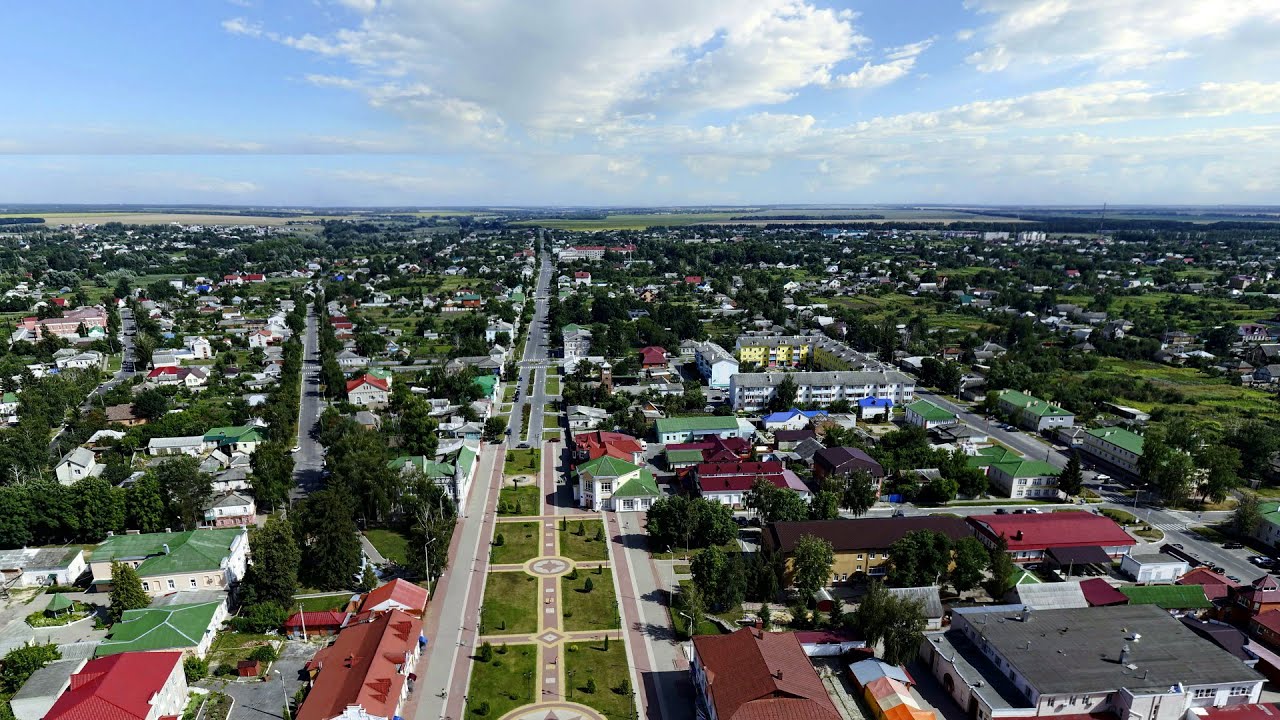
200, 639, 316, 720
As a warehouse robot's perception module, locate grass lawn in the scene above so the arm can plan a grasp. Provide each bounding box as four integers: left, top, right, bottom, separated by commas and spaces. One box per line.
546, 376, 560, 395
1134, 527, 1165, 541
465, 644, 537, 718
544, 429, 562, 441
542, 412, 560, 429
1100, 508, 1138, 524
294, 593, 353, 612
364, 528, 410, 565
558, 519, 610, 562
505, 447, 540, 476
492, 522, 543, 565
498, 485, 542, 516
564, 640, 635, 716
503, 384, 516, 402
481, 572, 540, 635
207, 631, 277, 669
562, 568, 620, 632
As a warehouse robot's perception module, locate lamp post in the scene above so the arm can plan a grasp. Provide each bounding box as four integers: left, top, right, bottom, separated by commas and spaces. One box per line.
275, 670, 289, 720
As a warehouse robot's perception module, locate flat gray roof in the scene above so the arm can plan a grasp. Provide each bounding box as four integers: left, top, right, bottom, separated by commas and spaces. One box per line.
960, 605, 1263, 694
11, 659, 85, 700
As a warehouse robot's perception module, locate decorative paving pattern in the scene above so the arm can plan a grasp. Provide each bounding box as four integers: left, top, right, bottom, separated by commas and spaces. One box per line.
498, 701, 607, 720
536, 629, 565, 646
527, 557, 572, 576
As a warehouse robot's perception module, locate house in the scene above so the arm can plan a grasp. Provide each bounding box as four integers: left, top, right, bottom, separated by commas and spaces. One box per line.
105, 403, 146, 427
967, 512, 1136, 563
996, 389, 1075, 432
1120, 551, 1191, 583
575, 455, 661, 512
42, 652, 188, 720
923, 605, 1264, 720
202, 491, 256, 528
1082, 426, 1145, 475
386, 442, 479, 507
96, 599, 229, 658
0, 391, 18, 424
812, 447, 885, 482
484, 320, 515, 344
88, 528, 249, 596
346, 374, 390, 407
904, 399, 957, 429
573, 270, 592, 285
639, 345, 669, 369
690, 628, 841, 720
695, 461, 810, 508
9, 658, 86, 720
335, 349, 369, 368
0, 547, 86, 588
147, 366, 209, 388
765, 517, 973, 584
571, 431, 645, 464
1178, 567, 1241, 602
562, 323, 593, 371
887, 586, 946, 630
357, 578, 429, 617
566, 405, 610, 432
760, 408, 824, 432
296, 609, 423, 720
202, 425, 264, 455
147, 435, 206, 457
986, 459, 1061, 499
655, 416, 745, 444
1240, 324, 1271, 343
284, 610, 350, 639
1250, 502, 1280, 549
54, 446, 103, 485
856, 396, 893, 420
729, 371, 915, 412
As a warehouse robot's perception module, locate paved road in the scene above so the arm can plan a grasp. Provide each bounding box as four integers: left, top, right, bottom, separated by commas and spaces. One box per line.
508, 254, 554, 445
915, 391, 1067, 468
199, 639, 314, 720
50, 306, 139, 454
292, 306, 325, 500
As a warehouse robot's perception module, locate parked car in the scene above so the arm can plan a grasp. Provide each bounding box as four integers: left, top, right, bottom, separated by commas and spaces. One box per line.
994, 508, 1009, 514
1223, 542, 1244, 549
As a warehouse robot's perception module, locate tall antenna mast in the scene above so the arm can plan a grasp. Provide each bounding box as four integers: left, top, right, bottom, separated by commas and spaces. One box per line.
1098, 202, 1107, 236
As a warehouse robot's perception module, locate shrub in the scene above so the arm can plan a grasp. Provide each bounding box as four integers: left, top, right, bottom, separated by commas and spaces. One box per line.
613, 676, 630, 695
576, 520, 585, 536
214, 663, 237, 677
567, 567, 579, 580
594, 526, 604, 542
478, 641, 494, 662
474, 700, 491, 716
184, 657, 209, 682
584, 678, 597, 694
249, 644, 279, 663
494, 533, 505, 547
231, 602, 289, 634
583, 577, 594, 593
497, 643, 508, 655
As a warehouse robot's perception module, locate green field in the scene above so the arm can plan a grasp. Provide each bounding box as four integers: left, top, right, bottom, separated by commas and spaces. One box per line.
512, 213, 739, 230
1090, 358, 1280, 422
558, 520, 610, 562
505, 447, 540, 476
562, 568, 619, 632
498, 485, 542, 516
564, 640, 635, 717
491, 522, 543, 565
466, 645, 538, 718
546, 376, 560, 395
481, 572, 540, 635
364, 529, 410, 565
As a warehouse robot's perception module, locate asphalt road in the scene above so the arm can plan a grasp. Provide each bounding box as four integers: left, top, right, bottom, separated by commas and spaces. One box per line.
291, 305, 325, 499
915, 390, 1068, 468
50, 305, 139, 454
507, 254, 554, 445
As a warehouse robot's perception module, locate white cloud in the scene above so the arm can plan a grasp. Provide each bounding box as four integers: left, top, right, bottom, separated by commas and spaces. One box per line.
830, 38, 933, 90
221, 17, 264, 37
964, 0, 1280, 73
336, 0, 377, 13
684, 155, 772, 182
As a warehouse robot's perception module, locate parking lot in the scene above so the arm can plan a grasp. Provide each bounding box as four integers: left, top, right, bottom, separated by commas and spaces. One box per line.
198, 639, 317, 720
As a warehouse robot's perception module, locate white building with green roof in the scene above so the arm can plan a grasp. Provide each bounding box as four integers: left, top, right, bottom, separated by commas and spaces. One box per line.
654, 416, 745, 444
575, 455, 661, 512
96, 599, 228, 658
904, 399, 957, 429
997, 390, 1075, 432
1082, 426, 1145, 475
201, 425, 264, 455
88, 528, 248, 597
987, 458, 1062, 499
1252, 502, 1280, 549
387, 440, 480, 506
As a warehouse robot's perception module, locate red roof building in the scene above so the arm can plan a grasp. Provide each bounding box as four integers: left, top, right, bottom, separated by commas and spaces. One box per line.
639, 346, 668, 368
284, 610, 350, 638
684, 275, 703, 284
1080, 578, 1129, 607
298, 610, 423, 720
691, 628, 840, 720
44, 651, 187, 720
572, 431, 644, 464
358, 578, 428, 617
967, 513, 1136, 563
1178, 567, 1240, 602
346, 374, 389, 394
666, 436, 752, 463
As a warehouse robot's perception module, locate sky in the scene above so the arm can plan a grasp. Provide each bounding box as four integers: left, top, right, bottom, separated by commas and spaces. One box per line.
2, 0, 1280, 207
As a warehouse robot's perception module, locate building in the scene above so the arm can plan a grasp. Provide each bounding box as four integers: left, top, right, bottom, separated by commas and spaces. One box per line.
986, 459, 1061, 499
1120, 551, 1191, 584
566, 405, 610, 432
54, 446, 103, 485
357, 578, 429, 617
96, 600, 228, 658
639, 345, 669, 368
202, 491, 256, 527
571, 431, 645, 464
688, 340, 739, 389
147, 435, 206, 457
562, 323, 593, 371
386, 442, 479, 507
42, 652, 188, 720
1082, 426, 1145, 475
694, 461, 810, 508
996, 390, 1075, 432
812, 447, 885, 481
15, 306, 109, 340
346, 374, 390, 407
88, 528, 249, 596
655, 416, 745, 444
967, 513, 1136, 563
765, 517, 972, 585
923, 605, 1264, 720
284, 610, 349, 639
857, 396, 894, 419
735, 333, 888, 372
690, 628, 841, 720
729, 371, 915, 412
0, 547, 86, 588
297, 609, 424, 720
904, 399, 957, 429
1250, 502, 1280, 549
105, 403, 147, 427
575, 455, 661, 512
760, 408, 826, 432
9, 659, 86, 720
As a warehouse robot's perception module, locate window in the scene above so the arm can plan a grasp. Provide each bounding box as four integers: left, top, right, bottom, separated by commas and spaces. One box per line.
142, 582, 150, 591
621, 499, 634, 510
600, 482, 613, 492
167, 579, 176, 590
1230, 687, 1251, 697
1193, 689, 1215, 699
190, 578, 198, 588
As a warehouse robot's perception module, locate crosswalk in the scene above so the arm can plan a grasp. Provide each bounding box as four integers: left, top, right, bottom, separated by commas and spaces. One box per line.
1149, 522, 1188, 534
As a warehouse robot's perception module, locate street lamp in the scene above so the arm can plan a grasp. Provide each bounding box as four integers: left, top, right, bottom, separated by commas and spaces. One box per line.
275, 670, 290, 720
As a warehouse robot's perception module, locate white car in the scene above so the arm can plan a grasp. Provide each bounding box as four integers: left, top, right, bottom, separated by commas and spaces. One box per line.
291, 445, 302, 453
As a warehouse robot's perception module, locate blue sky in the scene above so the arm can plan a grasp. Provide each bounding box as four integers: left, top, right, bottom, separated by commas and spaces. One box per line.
2, 0, 1279, 206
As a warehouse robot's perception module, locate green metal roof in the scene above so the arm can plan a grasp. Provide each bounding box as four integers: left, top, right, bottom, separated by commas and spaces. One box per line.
998, 389, 1072, 418
1118, 585, 1210, 609
455, 445, 478, 476
990, 459, 1061, 479
203, 425, 264, 444
96, 601, 223, 656
612, 469, 661, 498
46, 593, 74, 613
665, 449, 705, 463
577, 455, 640, 479
655, 416, 739, 434
472, 375, 498, 395
91, 529, 244, 576
1, 392, 17, 404
1086, 426, 1145, 456
968, 446, 1022, 469
1005, 568, 1043, 592
906, 400, 956, 422
1260, 501, 1280, 524
368, 367, 393, 380
388, 455, 454, 478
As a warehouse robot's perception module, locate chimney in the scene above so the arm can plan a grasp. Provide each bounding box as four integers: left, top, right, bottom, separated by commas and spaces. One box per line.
1021, 606, 1033, 622
1014, 530, 1024, 541
1119, 643, 1131, 665
162, 543, 170, 555
774, 669, 784, 680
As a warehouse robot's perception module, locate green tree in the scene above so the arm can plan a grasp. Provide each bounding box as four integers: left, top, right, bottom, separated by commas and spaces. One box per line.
769, 374, 799, 413
853, 581, 926, 665
249, 440, 295, 511
1139, 428, 1194, 505
297, 488, 363, 591
987, 534, 1016, 595
950, 537, 989, 593
791, 534, 834, 599
151, 456, 212, 530
1233, 491, 1265, 537
675, 584, 706, 639
888, 530, 952, 587
242, 515, 301, 607
1197, 444, 1241, 504
1057, 452, 1084, 497
132, 388, 169, 421
125, 473, 168, 533
808, 490, 841, 521
400, 396, 441, 456
838, 471, 879, 517
109, 561, 150, 622
691, 545, 746, 611
923, 475, 959, 504
357, 564, 378, 593
482, 417, 508, 443
75, 478, 125, 541
0, 643, 61, 693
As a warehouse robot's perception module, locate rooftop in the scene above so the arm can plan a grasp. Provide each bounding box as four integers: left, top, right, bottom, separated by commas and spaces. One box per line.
90, 528, 244, 577
1086, 426, 1145, 456
906, 400, 956, 422
655, 415, 741, 433
96, 601, 224, 655
692, 628, 840, 720
44, 652, 184, 720
998, 389, 1073, 417
968, 513, 1135, 551
297, 609, 422, 720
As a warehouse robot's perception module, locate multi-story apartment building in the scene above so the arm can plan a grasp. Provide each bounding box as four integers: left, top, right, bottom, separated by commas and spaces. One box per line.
728, 371, 915, 412
1082, 426, 1145, 475
734, 332, 892, 372
996, 389, 1075, 432
686, 340, 739, 389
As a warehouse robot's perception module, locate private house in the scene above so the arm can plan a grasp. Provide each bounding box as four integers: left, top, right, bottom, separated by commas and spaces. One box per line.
88, 528, 249, 596
655, 416, 745, 444
639, 345, 669, 369
335, 349, 368, 368
0, 547, 86, 588
296, 609, 423, 720
1240, 324, 1272, 343
202, 425, 264, 455
42, 652, 188, 720
986, 459, 1061, 499
968, 513, 1136, 563
575, 455, 661, 512
562, 323, 593, 372
105, 403, 146, 427
202, 491, 256, 528
690, 628, 841, 720
765, 517, 973, 585
147, 435, 205, 457
760, 408, 825, 432
96, 600, 228, 658
904, 399, 957, 429
996, 390, 1075, 432
146, 366, 208, 388
571, 431, 645, 464
857, 396, 893, 420
812, 446, 886, 482
566, 405, 610, 432
284, 610, 349, 639
1120, 551, 1191, 584
386, 442, 478, 506
484, 320, 515, 344
346, 374, 390, 407
54, 446, 103, 485
0, 391, 18, 424
1082, 426, 1145, 475
923, 605, 1264, 720
357, 578, 429, 617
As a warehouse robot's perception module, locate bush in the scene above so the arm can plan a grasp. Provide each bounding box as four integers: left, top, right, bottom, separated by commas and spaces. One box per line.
594, 526, 604, 542
231, 603, 289, 634
583, 577, 594, 593
567, 567, 579, 580
584, 678, 597, 694
494, 533, 505, 547
496, 643, 508, 655
214, 663, 237, 677
613, 675, 630, 695
474, 700, 491, 716
249, 644, 279, 663
478, 641, 493, 663
184, 657, 209, 682
576, 521, 585, 536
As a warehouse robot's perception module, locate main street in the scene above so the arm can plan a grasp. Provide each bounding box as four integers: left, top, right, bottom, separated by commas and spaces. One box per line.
508, 253, 555, 445
292, 303, 325, 499
50, 304, 138, 455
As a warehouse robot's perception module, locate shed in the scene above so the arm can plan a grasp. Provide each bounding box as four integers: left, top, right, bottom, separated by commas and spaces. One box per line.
1119, 552, 1190, 584
1008, 580, 1089, 610
887, 586, 945, 630
9, 659, 86, 720
237, 659, 261, 677
1046, 545, 1113, 575
1080, 578, 1130, 607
